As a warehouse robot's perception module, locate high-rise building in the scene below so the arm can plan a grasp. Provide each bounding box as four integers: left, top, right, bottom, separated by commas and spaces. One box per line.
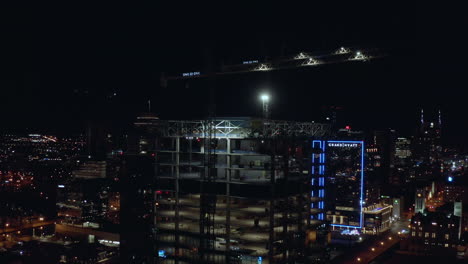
395, 137, 412, 183
365, 129, 396, 196
133, 112, 160, 155
119, 154, 155, 264
413, 109, 443, 182
119, 112, 160, 263
152, 118, 331, 264
311, 140, 365, 235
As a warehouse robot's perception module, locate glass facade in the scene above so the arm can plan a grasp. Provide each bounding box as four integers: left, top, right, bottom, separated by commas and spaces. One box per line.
312, 140, 364, 229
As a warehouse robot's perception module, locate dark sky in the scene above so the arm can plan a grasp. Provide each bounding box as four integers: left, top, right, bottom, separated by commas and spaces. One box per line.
1, 6, 467, 147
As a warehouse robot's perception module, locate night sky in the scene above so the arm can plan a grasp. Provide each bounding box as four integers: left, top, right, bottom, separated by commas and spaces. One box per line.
1, 6, 467, 148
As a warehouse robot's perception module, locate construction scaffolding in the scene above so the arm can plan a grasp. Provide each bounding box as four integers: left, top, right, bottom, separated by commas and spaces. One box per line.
154, 118, 331, 264
158, 119, 331, 139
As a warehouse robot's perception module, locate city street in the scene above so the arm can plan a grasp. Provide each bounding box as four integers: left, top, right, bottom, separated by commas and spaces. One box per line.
333, 219, 409, 264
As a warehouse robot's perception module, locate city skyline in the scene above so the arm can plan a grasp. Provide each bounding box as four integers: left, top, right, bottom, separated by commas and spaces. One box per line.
1, 5, 468, 264
2, 8, 468, 148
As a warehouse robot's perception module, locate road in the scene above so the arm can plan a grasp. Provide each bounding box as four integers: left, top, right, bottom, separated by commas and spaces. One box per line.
0, 220, 55, 235
333, 219, 409, 264
55, 224, 119, 241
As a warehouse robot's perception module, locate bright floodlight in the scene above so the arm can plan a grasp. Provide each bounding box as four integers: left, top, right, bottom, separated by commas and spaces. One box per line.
260, 94, 269, 102
260, 93, 270, 119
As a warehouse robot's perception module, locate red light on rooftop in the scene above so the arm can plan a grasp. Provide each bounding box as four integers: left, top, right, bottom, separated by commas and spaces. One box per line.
345, 125, 351, 130
156, 190, 162, 194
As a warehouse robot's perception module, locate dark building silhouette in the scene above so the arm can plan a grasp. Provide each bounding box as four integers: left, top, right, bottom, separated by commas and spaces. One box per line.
404, 211, 460, 256
119, 154, 156, 264
365, 129, 396, 197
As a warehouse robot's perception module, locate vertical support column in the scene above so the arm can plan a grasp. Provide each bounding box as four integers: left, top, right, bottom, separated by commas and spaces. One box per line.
282, 142, 288, 262
268, 139, 275, 263
189, 139, 192, 173
154, 190, 160, 264
154, 146, 159, 264
171, 138, 175, 177
295, 144, 307, 262
307, 147, 312, 226
225, 138, 231, 263
175, 137, 180, 263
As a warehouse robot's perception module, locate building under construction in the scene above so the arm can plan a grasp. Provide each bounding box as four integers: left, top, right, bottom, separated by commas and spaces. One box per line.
152, 117, 331, 264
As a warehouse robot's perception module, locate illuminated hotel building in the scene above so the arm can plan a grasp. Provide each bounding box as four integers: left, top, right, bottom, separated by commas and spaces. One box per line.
311, 140, 364, 233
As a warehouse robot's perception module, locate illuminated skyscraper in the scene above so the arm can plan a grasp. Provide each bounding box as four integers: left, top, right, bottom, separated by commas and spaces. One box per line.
413, 109, 443, 182
395, 137, 412, 183
311, 140, 364, 233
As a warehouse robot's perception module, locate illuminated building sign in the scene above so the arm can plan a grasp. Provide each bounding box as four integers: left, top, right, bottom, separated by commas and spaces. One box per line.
243, 60, 259, 64
328, 142, 359, 148
182, 71, 200, 77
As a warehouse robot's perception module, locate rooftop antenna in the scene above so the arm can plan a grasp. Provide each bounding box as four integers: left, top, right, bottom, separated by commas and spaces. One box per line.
438, 109, 442, 126
420, 109, 424, 124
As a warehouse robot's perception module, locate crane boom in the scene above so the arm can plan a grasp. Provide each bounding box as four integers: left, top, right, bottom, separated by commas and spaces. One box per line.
161, 47, 384, 85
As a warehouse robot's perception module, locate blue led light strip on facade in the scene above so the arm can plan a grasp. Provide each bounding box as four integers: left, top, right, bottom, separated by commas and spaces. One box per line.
360, 142, 364, 227
311, 140, 323, 221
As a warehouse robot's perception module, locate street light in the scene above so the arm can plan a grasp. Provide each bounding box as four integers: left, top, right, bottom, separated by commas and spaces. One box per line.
260, 93, 270, 119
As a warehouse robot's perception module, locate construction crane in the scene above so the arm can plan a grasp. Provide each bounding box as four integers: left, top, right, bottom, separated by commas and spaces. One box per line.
160, 46, 384, 264
160, 47, 384, 86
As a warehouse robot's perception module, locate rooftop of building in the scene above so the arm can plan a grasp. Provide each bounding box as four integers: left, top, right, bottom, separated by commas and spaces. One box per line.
411, 211, 460, 226
152, 117, 331, 139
